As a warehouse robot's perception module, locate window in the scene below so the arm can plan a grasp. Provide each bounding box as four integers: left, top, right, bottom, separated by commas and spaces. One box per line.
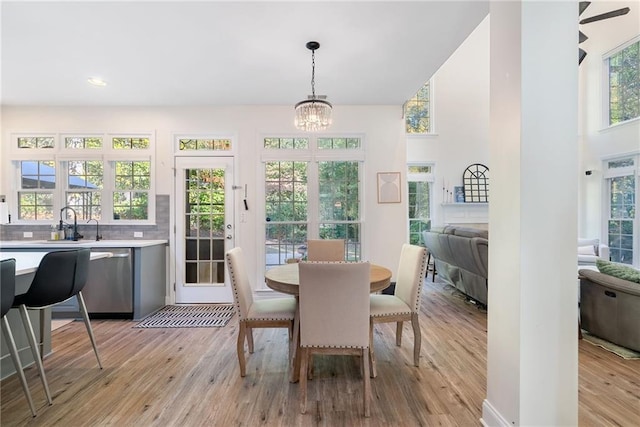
265, 160, 308, 267
66, 160, 103, 220
604, 156, 638, 266
262, 135, 364, 269
178, 138, 232, 151
318, 160, 361, 260
113, 161, 151, 220
606, 38, 640, 126
9, 133, 154, 224
407, 165, 433, 246
18, 161, 56, 220
404, 81, 431, 133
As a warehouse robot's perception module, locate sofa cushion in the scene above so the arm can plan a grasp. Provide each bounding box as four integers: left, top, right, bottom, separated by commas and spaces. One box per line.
578, 245, 596, 256
596, 259, 640, 284
453, 227, 488, 239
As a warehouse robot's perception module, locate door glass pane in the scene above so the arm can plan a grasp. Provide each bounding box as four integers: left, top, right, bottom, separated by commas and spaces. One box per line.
318, 161, 361, 261
184, 167, 226, 284
265, 161, 308, 266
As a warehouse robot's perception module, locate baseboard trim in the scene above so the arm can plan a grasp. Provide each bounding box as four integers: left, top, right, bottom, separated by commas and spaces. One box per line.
481, 399, 513, 427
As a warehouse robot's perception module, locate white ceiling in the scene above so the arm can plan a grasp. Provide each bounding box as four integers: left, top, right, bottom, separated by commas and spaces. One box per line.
1, 1, 490, 107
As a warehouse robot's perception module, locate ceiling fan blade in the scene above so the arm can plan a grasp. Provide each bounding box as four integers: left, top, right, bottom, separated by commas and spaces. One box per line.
579, 31, 588, 44
579, 48, 587, 65
580, 7, 630, 24
579, 1, 591, 16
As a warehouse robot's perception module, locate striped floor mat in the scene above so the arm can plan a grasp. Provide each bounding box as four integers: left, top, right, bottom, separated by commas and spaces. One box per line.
134, 304, 235, 328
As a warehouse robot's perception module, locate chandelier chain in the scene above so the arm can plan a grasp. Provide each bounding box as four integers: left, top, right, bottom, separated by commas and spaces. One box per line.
310, 49, 316, 99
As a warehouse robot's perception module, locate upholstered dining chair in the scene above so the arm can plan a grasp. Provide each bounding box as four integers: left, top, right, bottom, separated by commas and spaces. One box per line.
12, 248, 103, 403
225, 247, 296, 377
306, 239, 345, 261
1, 258, 38, 417
298, 261, 371, 417
369, 244, 427, 377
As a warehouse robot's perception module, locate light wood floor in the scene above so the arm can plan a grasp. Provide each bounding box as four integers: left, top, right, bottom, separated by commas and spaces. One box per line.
1, 278, 639, 426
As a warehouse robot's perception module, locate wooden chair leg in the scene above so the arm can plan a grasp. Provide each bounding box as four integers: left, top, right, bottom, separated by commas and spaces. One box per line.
18, 306, 52, 405
300, 348, 309, 414
2, 317, 37, 417
290, 305, 301, 383
369, 318, 377, 378
411, 312, 421, 367
396, 321, 403, 346
247, 327, 254, 353
308, 354, 314, 380
77, 291, 102, 369
362, 349, 371, 417
237, 322, 247, 377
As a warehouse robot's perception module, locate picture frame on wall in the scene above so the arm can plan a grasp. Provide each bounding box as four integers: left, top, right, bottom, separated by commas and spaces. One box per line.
377, 172, 401, 203
454, 185, 465, 203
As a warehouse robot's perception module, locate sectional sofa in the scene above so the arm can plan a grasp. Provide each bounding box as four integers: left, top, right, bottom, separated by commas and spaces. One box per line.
422, 226, 489, 306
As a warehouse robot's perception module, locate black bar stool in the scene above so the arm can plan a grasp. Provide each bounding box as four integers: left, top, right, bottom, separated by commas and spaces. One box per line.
12, 248, 103, 403
1, 258, 38, 417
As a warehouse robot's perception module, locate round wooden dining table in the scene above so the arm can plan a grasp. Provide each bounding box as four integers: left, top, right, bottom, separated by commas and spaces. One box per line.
265, 262, 392, 295
264, 262, 392, 383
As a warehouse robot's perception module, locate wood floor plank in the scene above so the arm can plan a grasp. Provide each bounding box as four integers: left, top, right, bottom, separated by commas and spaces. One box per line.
1, 278, 638, 426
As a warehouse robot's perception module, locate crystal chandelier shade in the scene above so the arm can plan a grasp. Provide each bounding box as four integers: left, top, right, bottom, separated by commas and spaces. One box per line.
294, 41, 332, 132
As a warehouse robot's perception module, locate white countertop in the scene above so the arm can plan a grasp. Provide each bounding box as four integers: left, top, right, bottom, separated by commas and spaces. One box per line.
1, 251, 113, 275
0, 239, 168, 249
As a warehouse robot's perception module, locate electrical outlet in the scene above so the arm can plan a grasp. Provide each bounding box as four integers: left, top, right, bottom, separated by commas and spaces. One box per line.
23, 231, 33, 238
134, 231, 143, 238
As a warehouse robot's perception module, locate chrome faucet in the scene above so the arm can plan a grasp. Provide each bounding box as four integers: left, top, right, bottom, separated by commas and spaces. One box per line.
87, 218, 102, 241
60, 206, 83, 241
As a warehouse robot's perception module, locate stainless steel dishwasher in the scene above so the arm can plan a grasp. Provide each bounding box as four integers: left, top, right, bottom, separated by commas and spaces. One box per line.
83, 248, 133, 319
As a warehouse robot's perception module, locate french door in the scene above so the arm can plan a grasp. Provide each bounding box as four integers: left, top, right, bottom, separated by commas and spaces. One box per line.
174, 157, 234, 303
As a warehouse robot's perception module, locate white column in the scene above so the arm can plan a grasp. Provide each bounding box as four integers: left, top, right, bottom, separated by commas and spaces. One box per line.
482, 1, 579, 426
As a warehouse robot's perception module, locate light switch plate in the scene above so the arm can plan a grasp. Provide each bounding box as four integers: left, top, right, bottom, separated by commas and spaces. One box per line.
134, 231, 143, 238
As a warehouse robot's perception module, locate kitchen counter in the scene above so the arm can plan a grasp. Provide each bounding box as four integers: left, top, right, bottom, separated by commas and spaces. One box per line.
0, 239, 167, 248
0, 240, 168, 321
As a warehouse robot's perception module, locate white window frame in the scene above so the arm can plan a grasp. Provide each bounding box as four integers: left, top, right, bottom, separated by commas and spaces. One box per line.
601, 153, 639, 267
601, 35, 640, 129
406, 162, 435, 245
172, 133, 238, 156
258, 133, 366, 289
404, 79, 436, 135
7, 131, 156, 225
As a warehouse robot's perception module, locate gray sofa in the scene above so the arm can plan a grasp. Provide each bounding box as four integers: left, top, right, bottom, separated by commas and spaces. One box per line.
579, 268, 640, 353
422, 226, 489, 306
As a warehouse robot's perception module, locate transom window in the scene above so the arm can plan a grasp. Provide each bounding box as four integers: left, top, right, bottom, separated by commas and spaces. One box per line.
17, 136, 54, 149
179, 138, 232, 151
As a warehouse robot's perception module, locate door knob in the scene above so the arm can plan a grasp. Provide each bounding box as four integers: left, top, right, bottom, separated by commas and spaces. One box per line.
226, 235, 232, 239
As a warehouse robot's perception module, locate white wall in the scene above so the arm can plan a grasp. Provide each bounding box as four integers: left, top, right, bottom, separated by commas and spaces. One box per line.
578, 1, 640, 238
0, 104, 408, 287
407, 16, 490, 227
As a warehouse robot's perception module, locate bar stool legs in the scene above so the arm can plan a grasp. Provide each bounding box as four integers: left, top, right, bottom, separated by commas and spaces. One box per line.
18, 305, 53, 405
77, 291, 102, 369
1, 316, 37, 417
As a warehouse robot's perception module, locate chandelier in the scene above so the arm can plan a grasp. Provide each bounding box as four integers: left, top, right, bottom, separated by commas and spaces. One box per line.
294, 41, 332, 132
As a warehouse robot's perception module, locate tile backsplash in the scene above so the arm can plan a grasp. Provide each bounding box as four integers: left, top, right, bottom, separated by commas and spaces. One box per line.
0, 195, 170, 241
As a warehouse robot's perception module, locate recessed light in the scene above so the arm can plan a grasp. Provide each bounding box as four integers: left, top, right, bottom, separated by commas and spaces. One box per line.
88, 77, 107, 87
